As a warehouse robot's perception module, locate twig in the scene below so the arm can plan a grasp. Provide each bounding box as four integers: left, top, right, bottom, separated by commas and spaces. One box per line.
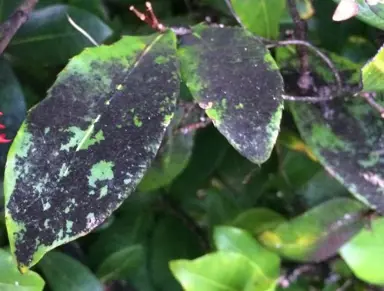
0, 0, 39, 55
266, 39, 343, 93
286, 0, 309, 73
282, 94, 338, 102
360, 92, 384, 118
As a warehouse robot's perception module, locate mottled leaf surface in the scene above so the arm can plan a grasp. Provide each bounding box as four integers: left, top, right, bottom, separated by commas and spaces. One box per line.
290, 95, 384, 212
362, 44, 384, 91
259, 198, 368, 262
5, 31, 179, 269
340, 217, 384, 285
178, 25, 284, 164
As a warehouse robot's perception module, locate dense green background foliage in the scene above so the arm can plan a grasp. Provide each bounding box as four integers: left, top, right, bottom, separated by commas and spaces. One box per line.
0, 0, 383, 290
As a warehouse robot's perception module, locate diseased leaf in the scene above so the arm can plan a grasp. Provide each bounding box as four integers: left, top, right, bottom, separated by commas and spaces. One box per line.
5, 31, 179, 270
340, 217, 384, 285
7, 5, 113, 66
170, 252, 262, 291
0, 249, 44, 291
214, 226, 280, 289
290, 94, 384, 212
231, 0, 285, 39
362, 44, 384, 91
0, 59, 26, 167
39, 251, 103, 291
259, 198, 368, 262
178, 25, 284, 164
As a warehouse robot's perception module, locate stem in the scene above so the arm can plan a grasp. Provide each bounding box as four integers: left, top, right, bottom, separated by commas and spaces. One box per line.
267, 39, 343, 93
0, 0, 39, 55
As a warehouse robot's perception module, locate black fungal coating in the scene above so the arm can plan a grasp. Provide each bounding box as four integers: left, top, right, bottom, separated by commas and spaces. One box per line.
179, 26, 284, 163
7, 33, 179, 266
291, 97, 384, 213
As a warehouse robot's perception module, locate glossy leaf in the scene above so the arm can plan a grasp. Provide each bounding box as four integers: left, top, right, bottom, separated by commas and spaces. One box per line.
332, 0, 384, 30
259, 198, 368, 262
214, 226, 280, 289
96, 245, 144, 282
231, 208, 286, 235
178, 25, 284, 164
362, 44, 384, 91
5, 31, 179, 270
231, 0, 285, 39
0, 249, 44, 291
39, 251, 103, 291
7, 5, 113, 65
340, 217, 384, 285
290, 94, 384, 212
170, 252, 264, 291
0, 59, 26, 167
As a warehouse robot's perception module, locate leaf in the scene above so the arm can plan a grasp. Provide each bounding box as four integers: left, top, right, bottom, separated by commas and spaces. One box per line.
231, 208, 286, 235
0, 59, 26, 167
0, 249, 44, 291
332, 0, 384, 30
96, 245, 144, 283
5, 31, 179, 270
259, 198, 368, 262
214, 226, 280, 289
340, 217, 384, 285
361, 44, 384, 91
231, 0, 285, 39
149, 215, 204, 291
7, 5, 113, 66
290, 94, 384, 212
170, 252, 263, 291
39, 251, 103, 291
138, 109, 195, 191
178, 25, 284, 164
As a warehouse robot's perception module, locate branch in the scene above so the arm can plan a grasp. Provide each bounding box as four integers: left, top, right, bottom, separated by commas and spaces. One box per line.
266, 39, 343, 94
0, 0, 39, 55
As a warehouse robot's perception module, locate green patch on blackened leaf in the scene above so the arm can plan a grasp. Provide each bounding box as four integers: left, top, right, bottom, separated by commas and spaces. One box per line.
5, 30, 179, 270
311, 124, 349, 151
178, 25, 284, 164
264, 53, 279, 70
291, 93, 384, 213
88, 161, 114, 188
163, 113, 174, 127
133, 115, 143, 127
155, 55, 169, 64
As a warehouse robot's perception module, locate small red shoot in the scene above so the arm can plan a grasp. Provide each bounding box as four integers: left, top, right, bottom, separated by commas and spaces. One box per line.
0, 112, 11, 143
130, 2, 166, 32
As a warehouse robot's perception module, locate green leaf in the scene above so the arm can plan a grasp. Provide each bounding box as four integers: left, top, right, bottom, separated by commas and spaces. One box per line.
0, 249, 44, 291
138, 109, 195, 191
170, 252, 263, 291
332, 0, 384, 30
259, 198, 368, 262
39, 251, 103, 291
231, 208, 286, 235
214, 226, 280, 289
231, 0, 285, 39
5, 31, 179, 270
340, 217, 384, 285
0, 58, 26, 167
7, 5, 113, 66
362, 44, 384, 91
96, 244, 144, 283
178, 25, 284, 164
290, 95, 384, 212
149, 215, 204, 291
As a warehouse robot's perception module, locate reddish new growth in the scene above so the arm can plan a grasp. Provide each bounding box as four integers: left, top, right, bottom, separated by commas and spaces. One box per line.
0, 112, 11, 143
130, 2, 166, 32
